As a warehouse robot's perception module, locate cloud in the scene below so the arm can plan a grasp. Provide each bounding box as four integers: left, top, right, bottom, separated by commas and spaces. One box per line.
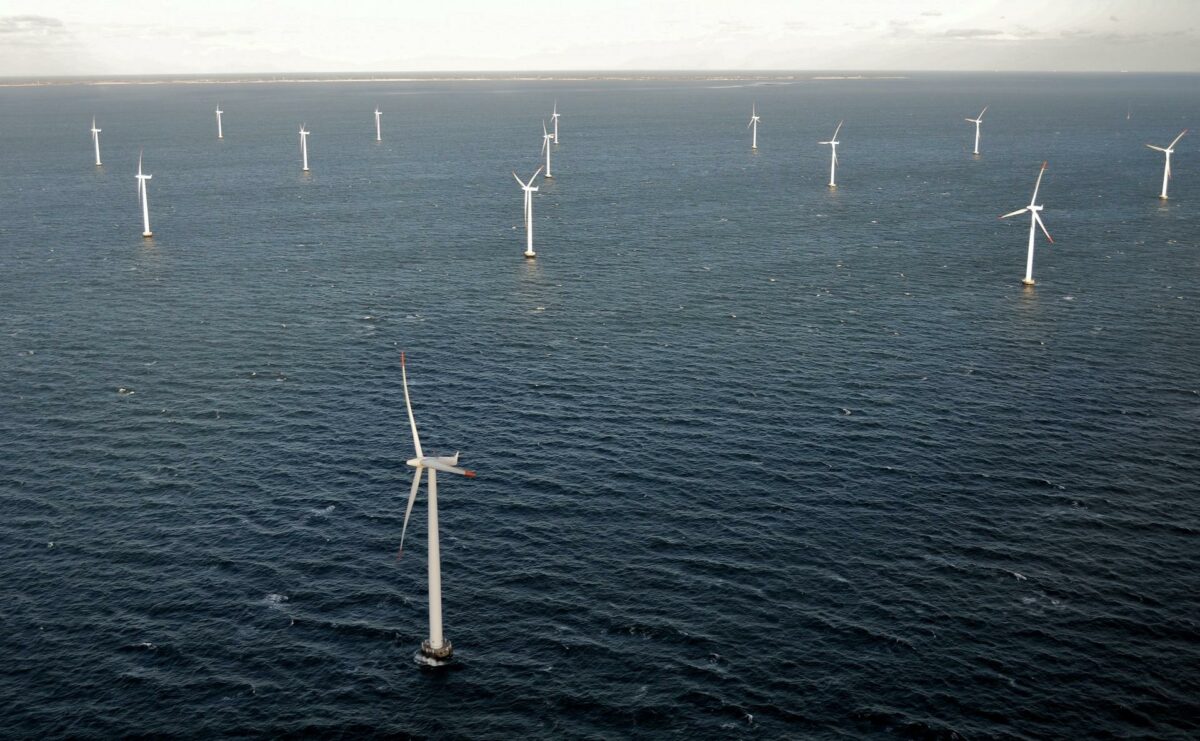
0, 15, 65, 38
941, 28, 1007, 39
921, 11, 942, 17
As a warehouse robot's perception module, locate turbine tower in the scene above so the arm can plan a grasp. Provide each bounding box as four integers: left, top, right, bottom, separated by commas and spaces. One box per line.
513, 166, 544, 259
375, 107, 382, 142
1146, 130, 1187, 200
965, 106, 987, 156
820, 120, 843, 188
90, 117, 102, 167
1000, 162, 1054, 287
748, 103, 761, 150
136, 151, 153, 238
551, 101, 561, 144
299, 124, 311, 172
541, 120, 554, 178
396, 353, 476, 665
216, 104, 224, 139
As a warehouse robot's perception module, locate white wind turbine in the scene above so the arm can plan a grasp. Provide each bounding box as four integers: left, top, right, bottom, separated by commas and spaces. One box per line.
375, 107, 382, 142
541, 120, 554, 178
820, 120, 843, 188
551, 101, 561, 144
1146, 129, 1187, 200
513, 166, 544, 259
748, 103, 761, 150
299, 124, 311, 172
136, 151, 153, 238
965, 105, 987, 155
396, 352, 476, 664
90, 117, 102, 166
1000, 162, 1054, 286
216, 104, 224, 139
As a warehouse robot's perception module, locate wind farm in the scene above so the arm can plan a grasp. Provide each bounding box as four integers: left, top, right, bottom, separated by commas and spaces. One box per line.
2, 5, 1199, 736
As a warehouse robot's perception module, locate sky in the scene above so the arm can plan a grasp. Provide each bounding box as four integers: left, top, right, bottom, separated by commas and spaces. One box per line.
1, 0, 1198, 76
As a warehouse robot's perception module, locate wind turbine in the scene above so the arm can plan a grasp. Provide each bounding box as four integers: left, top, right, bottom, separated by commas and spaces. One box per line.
541, 120, 554, 178
551, 101, 561, 144
136, 151, 153, 238
748, 103, 761, 150
90, 117, 102, 166
1146, 129, 1187, 200
375, 107, 382, 142
299, 124, 311, 172
513, 166, 544, 259
820, 120, 843, 188
965, 105, 987, 155
396, 352, 476, 664
1000, 162, 1053, 286
216, 104, 224, 139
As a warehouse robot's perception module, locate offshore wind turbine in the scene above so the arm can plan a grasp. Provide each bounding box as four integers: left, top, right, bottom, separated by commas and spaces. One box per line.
90, 117, 102, 166
375, 107, 382, 142
299, 124, 311, 172
1146, 129, 1187, 200
541, 120, 554, 178
136, 151, 153, 238
820, 120, 843, 188
551, 101, 561, 144
965, 106, 987, 155
748, 103, 761, 150
513, 166, 544, 259
396, 352, 476, 665
1000, 162, 1053, 286
216, 104, 224, 139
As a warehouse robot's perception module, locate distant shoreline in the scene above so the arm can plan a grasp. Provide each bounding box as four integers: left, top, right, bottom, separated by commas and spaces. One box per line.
0, 73, 917, 88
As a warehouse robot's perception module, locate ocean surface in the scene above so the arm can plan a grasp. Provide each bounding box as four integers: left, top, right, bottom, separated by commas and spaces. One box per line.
1, 73, 1198, 738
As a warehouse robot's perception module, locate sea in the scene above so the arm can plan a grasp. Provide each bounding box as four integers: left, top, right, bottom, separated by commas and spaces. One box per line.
0, 73, 1197, 738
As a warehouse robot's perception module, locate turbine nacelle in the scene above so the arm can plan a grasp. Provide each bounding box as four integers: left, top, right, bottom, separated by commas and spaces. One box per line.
405, 456, 476, 478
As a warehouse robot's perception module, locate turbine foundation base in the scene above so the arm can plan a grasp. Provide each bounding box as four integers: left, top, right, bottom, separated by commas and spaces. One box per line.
142, 232, 154, 238
420, 639, 453, 662
524, 252, 537, 259
1022, 278, 1035, 286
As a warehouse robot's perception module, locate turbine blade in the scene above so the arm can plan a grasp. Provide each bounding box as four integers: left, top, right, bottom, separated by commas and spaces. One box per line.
400, 352, 423, 459
999, 208, 1028, 219
397, 469, 422, 558
1146, 145, 1168, 152
1169, 129, 1188, 149
424, 459, 476, 478
832, 120, 843, 139
1034, 212, 1053, 244
978, 105, 988, 119
1031, 162, 1047, 204
513, 172, 526, 187
532, 166, 544, 180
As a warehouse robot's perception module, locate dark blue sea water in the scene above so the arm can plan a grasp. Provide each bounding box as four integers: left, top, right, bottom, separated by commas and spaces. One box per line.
1, 73, 1198, 738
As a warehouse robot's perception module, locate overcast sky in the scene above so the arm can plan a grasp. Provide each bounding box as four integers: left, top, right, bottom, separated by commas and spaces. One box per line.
2, 0, 1197, 76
